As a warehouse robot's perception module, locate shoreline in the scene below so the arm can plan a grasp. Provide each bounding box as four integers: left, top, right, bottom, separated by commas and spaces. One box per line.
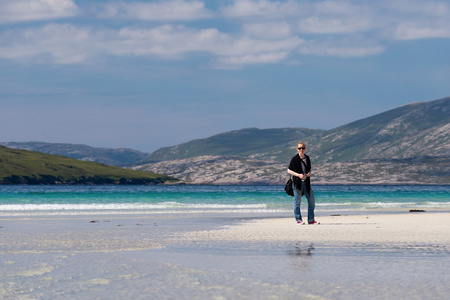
180, 212, 450, 245
1, 207, 449, 218
1, 210, 449, 299
1, 183, 450, 186
2, 210, 449, 247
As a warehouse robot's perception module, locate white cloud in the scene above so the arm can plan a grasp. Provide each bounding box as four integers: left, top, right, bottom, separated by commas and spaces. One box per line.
221, 0, 275, 17
97, 0, 213, 21
0, 23, 302, 68
315, 0, 367, 15
216, 51, 290, 69
292, 1, 379, 34
390, 22, 450, 40
299, 37, 385, 57
243, 22, 291, 38
109, 25, 224, 58
298, 16, 375, 34
0, 24, 93, 64
383, 0, 449, 16
220, 0, 300, 18
0, 0, 79, 23
111, 25, 303, 64
378, 0, 450, 40
220, 0, 368, 20
381, 0, 450, 40
220, 1, 378, 37
1, 0, 450, 68
217, 35, 302, 57
222, 0, 450, 41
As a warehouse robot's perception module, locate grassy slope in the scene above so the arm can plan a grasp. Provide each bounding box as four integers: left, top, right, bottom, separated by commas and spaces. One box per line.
143, 127, 325, 162
309, 97, 450, 163
0, 142, 148, 166
0, 146, 177, 184
141, 97, 449, 165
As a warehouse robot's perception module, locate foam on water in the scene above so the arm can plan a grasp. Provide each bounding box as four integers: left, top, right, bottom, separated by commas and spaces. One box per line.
0, 202, 268, 211
0, 185, 449, 215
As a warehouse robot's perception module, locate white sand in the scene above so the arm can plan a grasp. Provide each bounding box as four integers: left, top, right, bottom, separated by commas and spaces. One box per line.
184, 213, 450, 245
1, 212, 449, 299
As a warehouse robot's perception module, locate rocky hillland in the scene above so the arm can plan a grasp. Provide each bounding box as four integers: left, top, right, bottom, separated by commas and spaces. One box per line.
3, 97, 449, 185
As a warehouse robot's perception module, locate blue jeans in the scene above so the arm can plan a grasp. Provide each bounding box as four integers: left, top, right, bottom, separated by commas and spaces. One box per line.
293, 181, 315, 223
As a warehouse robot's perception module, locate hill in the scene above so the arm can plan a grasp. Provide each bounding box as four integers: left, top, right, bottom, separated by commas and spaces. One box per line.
5, 97, 448, 166
309, 97, 450, 163
141, 127, 325, 163
133, 97, 449, 184
0, 146, 177, 185
142, 97, 449, 164
133, 155, 450, 185
3, 97, 449, 185
0, 142, 147, 167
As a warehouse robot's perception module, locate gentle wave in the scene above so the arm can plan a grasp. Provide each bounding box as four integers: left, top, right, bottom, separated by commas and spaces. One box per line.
1, 185, 448, 216
0, 202, 269, 211
317, 201, 450, 209
2, 201, 449, 212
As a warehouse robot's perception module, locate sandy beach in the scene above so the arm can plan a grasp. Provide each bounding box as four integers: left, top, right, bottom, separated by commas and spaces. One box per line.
1, 211, 449, 299
183, 212, 450, 245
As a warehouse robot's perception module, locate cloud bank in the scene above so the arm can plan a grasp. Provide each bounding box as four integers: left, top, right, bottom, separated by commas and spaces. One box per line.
0, 0, 79, 23
97, 0, 213, 21
1, 0, 450, 68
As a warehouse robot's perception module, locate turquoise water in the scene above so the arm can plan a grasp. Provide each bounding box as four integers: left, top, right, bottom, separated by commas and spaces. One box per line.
0, 185, 449, 214
1, 185, 449, 299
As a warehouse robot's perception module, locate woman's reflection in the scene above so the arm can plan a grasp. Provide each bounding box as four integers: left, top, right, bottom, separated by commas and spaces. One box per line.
286, 242, 315, 257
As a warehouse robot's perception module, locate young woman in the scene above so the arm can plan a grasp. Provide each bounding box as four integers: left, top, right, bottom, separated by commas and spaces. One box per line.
287, 142, 318, 224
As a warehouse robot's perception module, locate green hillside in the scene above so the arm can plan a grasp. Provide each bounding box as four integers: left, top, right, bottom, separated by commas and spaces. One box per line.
309, 97, 450, 163
142, 127, 325, 163
0, 146, 178, 185
3, 97, 448, 171
141, 97, 449, 164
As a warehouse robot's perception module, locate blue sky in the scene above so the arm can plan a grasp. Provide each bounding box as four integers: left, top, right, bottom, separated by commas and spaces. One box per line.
1, 0, 450, 152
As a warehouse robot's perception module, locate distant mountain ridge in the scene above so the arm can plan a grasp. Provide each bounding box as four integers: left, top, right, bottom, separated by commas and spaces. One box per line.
142, 97, 449, 164
309, 97, 449, 163
2, 97, 449, 184
133, 97, 449, 184
4, 97, 448, 166
141, 127, 325, 163
0, 142, 148, 167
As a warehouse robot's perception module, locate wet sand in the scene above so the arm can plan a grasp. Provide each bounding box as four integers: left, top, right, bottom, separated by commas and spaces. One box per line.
183, 212, 450, 244
1, 212, 449, 299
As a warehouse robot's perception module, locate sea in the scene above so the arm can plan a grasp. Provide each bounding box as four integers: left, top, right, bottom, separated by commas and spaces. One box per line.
2, 184, 450, 299
0, 184, 449, 215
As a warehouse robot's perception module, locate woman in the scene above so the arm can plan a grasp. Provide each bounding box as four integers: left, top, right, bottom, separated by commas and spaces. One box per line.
287, 142, 318, 224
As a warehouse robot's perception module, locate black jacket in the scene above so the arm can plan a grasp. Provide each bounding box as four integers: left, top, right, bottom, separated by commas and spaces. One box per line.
288, 154, 311, 194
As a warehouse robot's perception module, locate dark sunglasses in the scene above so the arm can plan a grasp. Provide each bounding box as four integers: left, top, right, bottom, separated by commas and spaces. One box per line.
298, 147, 306, 150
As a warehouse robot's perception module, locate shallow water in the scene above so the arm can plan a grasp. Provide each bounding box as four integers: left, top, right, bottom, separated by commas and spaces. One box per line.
1, 213, 449, 299
1, 185, 449, 299
138, 241, 449, 299
1, 185, 449, 214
